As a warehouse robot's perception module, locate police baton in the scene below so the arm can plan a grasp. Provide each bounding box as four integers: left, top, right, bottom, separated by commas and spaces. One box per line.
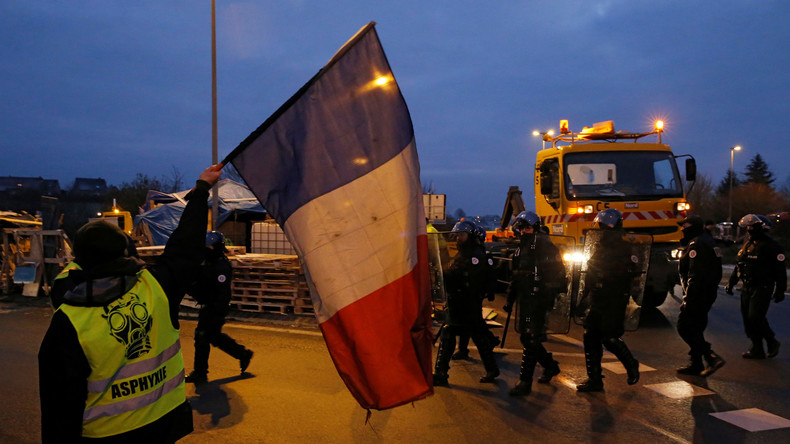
500, 309, 512, 348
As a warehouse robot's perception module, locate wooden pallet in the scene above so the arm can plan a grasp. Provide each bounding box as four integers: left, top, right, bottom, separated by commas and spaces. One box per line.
230, 300, 291, 314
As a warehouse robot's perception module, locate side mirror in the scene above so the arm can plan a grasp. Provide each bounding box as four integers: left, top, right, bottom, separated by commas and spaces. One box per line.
540, 172, 553, 195
539, 160, 555, 195
685, 158, 697, 182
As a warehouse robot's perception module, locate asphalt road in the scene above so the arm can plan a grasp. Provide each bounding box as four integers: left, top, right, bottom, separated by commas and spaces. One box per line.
2, 285, 789, 444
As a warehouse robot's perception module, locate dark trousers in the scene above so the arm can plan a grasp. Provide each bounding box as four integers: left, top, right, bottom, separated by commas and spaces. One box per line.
435, 321, 498, 375
740, 285, 775, 346
677, 290, 716, 358
193, 308, 247, 374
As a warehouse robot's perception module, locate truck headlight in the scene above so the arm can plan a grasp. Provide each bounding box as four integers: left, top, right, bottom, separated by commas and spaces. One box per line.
563, 252, 587, 264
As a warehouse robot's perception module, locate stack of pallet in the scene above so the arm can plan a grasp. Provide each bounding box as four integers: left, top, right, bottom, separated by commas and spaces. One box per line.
230, 254, 314, 315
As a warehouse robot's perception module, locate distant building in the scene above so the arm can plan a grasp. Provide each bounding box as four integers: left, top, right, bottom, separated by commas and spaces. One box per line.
71, 178, 108, 198
0, 176, 61, 196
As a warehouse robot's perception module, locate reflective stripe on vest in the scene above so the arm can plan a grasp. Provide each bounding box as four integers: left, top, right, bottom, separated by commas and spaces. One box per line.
57, 266, 186, 438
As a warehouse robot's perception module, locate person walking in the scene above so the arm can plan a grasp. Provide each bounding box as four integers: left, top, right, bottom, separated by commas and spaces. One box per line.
576, 209, 641, 392
726, 214, 786, 359
503, 211, 565, 396
675, 215, 726, 376
433, 220, 499, 386
185, 231, 253, 383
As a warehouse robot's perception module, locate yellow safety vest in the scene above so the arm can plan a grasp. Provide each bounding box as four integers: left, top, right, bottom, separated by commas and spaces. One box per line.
56, 263, 186, 438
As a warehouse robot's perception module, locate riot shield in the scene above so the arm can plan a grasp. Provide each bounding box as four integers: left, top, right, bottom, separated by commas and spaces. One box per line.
574, 230, 652, 331
427, 228, 447, 306
545, 234, 576, 334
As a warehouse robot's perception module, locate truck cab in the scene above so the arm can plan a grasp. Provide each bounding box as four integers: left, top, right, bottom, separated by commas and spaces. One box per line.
535, 120, 696, 307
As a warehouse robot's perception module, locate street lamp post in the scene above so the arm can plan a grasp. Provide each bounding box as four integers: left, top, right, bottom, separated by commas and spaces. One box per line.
728, 145, 742, 223
532, 129, 555, 150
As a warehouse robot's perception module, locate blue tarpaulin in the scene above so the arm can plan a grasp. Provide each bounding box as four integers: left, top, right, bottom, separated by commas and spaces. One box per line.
134, 179, 266, 245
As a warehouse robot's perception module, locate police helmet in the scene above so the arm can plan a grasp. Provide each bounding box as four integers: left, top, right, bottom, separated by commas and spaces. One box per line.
451, 220, 477, 235
451, 220, 478, 244
738, 214, 764, 229
511, 210, 541, 233
593, 208, 623, 230
473, 225, 488, 244
206, 231, 228, 251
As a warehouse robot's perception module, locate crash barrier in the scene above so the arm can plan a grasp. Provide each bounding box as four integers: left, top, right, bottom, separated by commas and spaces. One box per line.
136, 247, 314, 316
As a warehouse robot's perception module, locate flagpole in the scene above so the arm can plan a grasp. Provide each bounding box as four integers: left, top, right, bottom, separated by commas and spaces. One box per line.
211, 0, 219, 230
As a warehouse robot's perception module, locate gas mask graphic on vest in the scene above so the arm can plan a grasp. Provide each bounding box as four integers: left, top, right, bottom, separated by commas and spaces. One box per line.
103, 293, 153, 359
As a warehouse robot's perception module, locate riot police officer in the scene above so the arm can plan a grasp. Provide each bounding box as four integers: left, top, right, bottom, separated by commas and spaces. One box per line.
676, 215, 726, 376
503, 211, 565, 396
452, 224, 497, 361
186, 231, 254, 383
577, 209, 640, 392
725, 214, 786, 359
433, 220, 499, 386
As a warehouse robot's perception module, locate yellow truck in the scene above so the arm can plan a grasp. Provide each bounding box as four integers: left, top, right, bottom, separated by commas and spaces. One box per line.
90, 199, 133, 236
532, 120, 696, 307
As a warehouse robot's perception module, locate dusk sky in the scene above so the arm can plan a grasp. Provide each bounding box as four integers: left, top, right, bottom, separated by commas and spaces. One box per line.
2, 1, 789, 216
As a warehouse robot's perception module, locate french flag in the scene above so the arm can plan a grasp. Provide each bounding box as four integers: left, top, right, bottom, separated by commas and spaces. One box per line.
223, 22, 434, 410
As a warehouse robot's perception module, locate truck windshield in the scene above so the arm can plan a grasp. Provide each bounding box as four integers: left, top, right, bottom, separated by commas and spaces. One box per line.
563, 151, 683, 200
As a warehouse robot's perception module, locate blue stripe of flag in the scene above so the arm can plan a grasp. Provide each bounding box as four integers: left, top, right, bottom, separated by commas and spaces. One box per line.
224, 23, 414, 226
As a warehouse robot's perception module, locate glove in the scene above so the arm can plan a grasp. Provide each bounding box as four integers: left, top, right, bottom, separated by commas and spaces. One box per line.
503, 304, 512, 313
774, 292, 785, 303
724, 284, 733, 295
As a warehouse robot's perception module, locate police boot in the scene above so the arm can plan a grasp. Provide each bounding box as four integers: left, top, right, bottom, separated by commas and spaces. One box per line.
432, 372, 449, 387
577, 341, 604, 392
185, 371, 208, 384
676, 354, 704, 376
478, 337, 500, 383
700, 351, 725, 377
433, 335, 453, 387
537, 353, 561, 384
451, 349, 470, 361
240, 349, 254, 373
742, 341, 766, 359
605, 338, 640, 385
509, 350, 538, 396
767, 338, 781, 358
479, 368, 500, 383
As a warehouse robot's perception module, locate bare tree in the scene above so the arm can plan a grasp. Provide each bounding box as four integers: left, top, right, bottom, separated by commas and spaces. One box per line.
166, 165, 184, 192
686, 173, 719, 221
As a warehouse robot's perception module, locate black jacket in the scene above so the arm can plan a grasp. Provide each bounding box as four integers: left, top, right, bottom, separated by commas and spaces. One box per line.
38, 180, 211, 443
679, 231, 722, 298
191, 252, 233, 311
728, 232, 787, 295
444, 241, 491, 326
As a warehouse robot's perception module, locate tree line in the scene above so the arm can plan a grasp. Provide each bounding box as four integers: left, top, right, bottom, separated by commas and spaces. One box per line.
687, 153, 790, 224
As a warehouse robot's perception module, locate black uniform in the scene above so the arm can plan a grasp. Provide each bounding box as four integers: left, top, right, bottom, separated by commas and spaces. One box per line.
727, 231, 786, 358
505, 232, 565, 394
190, 250, 252, 377
453, 248, 497, 360
434, 241, 499, 384
677, 228, 724, 374
579, 230, 640, 390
